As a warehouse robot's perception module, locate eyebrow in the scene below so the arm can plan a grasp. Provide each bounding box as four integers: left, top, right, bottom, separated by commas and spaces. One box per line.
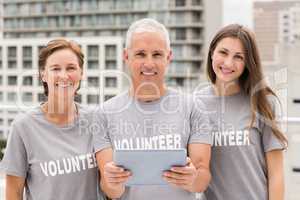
220, 47, 244, 55
153, 50, 164, 54
49, 64, 60, 68
134, 49, 145, 53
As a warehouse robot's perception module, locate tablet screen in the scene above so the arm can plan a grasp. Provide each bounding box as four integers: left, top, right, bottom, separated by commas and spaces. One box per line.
113, 149, 187, 185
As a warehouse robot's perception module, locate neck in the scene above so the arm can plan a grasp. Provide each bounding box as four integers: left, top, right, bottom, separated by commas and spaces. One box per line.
42, 97, 77, 125
130, 84, 167, 102
214, 80, 241, 96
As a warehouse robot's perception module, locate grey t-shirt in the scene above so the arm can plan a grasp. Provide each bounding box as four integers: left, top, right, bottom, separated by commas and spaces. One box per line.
195, 86, 285, 200
93, 89, 211, 200
0, 105, 104, 200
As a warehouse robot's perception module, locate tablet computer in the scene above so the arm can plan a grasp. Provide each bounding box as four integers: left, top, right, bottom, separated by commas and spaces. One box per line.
113, 149, 187, 186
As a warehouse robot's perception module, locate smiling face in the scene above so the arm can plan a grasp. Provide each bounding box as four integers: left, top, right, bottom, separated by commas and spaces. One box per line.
41, 49, 82, 100
211, 37, 245, 86
124, 31, 172, 94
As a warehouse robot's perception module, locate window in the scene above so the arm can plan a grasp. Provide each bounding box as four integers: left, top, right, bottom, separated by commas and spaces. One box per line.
88, 77, 100, 87
104, 95, 115, 101
105, 77, 117, 88
0, 76, 2, 85
23, 61, 32, 69
191, 0, 201, 6
8, 61, 17, 69
8, 46, 17, 58
87, 61, 99, 69
87, 94, 99, 104
7, 92, 17, 102
23, 76, 33, 86
88, 45, 99, 58
175, 28, 186, 40
38, 93, 47, 102
172, 45, 183, 57
22, 92, 33, 102
23, 46, 32, 58
8, 76, 17, 86
105, 61, 117, 70
0, 118, 3, 126
175, 0, 185, 7
0, 92, 3, 102
105, 45, 116, 59
175, 78, 184, 87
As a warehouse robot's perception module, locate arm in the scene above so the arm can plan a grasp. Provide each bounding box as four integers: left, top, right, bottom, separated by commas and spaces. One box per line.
96, 147, 131, 199
6, 175, 25, 200
266, 150, 284, 200
163, 143, 211, 192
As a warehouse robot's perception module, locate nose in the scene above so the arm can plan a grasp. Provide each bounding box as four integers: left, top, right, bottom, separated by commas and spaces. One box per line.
224, 56, 234, 67
58, 69, 69, 79
143, 56, 155, 69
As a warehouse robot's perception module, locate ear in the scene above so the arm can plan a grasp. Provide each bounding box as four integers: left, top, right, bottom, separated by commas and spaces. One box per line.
40, 71, 46, 82
123, 48, 129, 64
167, 50, 173, 64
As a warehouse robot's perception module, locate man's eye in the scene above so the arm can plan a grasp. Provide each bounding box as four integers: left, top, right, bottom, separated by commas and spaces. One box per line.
153, 53, 162, 57
136, 52, 145, 57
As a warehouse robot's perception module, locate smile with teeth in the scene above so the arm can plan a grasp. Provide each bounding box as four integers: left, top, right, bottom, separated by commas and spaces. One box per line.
55, 82, 73, 88
141, 71, 157, 76
220, 66, 234, 74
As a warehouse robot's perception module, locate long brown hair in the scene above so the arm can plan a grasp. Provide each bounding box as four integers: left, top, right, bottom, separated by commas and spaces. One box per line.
206, 24, 287, 147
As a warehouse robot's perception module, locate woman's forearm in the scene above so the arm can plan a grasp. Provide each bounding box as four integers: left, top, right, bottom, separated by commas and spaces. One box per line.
6, 175, 25, 200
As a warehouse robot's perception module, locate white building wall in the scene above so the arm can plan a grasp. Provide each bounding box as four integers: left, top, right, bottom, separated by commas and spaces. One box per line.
0, 37, 124, 139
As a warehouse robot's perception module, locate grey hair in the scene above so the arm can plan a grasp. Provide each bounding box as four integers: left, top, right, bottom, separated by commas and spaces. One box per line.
125, 18, 170, 49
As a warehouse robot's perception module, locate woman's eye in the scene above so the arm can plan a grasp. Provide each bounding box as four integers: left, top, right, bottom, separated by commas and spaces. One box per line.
235, 55, 244, 61
67, 66, 76, 70
219, 50, 227, 55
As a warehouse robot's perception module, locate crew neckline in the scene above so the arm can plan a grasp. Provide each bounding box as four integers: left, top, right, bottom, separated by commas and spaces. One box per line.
37, 103, 81, 129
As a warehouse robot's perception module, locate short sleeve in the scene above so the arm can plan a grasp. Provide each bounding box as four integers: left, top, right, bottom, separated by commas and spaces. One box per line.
262, 95, 286, 152
0, 122, 28, 178
189, 95, 212, 145
92, 106, 112, 153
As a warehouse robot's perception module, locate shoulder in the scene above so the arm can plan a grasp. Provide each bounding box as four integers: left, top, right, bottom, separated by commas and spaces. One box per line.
12, 107, 42, 128
101, 91, 130, 113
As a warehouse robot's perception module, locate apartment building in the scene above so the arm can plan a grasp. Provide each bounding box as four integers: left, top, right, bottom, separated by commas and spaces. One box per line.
254, 0, 300, 65
0, 37, 123, 139
279, 4, 300, 44
0, 0, 3, 39
1, 0, 222, 89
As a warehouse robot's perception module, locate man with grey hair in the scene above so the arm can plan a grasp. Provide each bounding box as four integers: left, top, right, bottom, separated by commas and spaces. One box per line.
94, 18, 211, 200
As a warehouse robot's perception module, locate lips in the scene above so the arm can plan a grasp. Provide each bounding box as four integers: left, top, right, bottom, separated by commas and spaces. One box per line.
220, 66, 234, 74
55, 82, 73, 88
140, 71, 157, 76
